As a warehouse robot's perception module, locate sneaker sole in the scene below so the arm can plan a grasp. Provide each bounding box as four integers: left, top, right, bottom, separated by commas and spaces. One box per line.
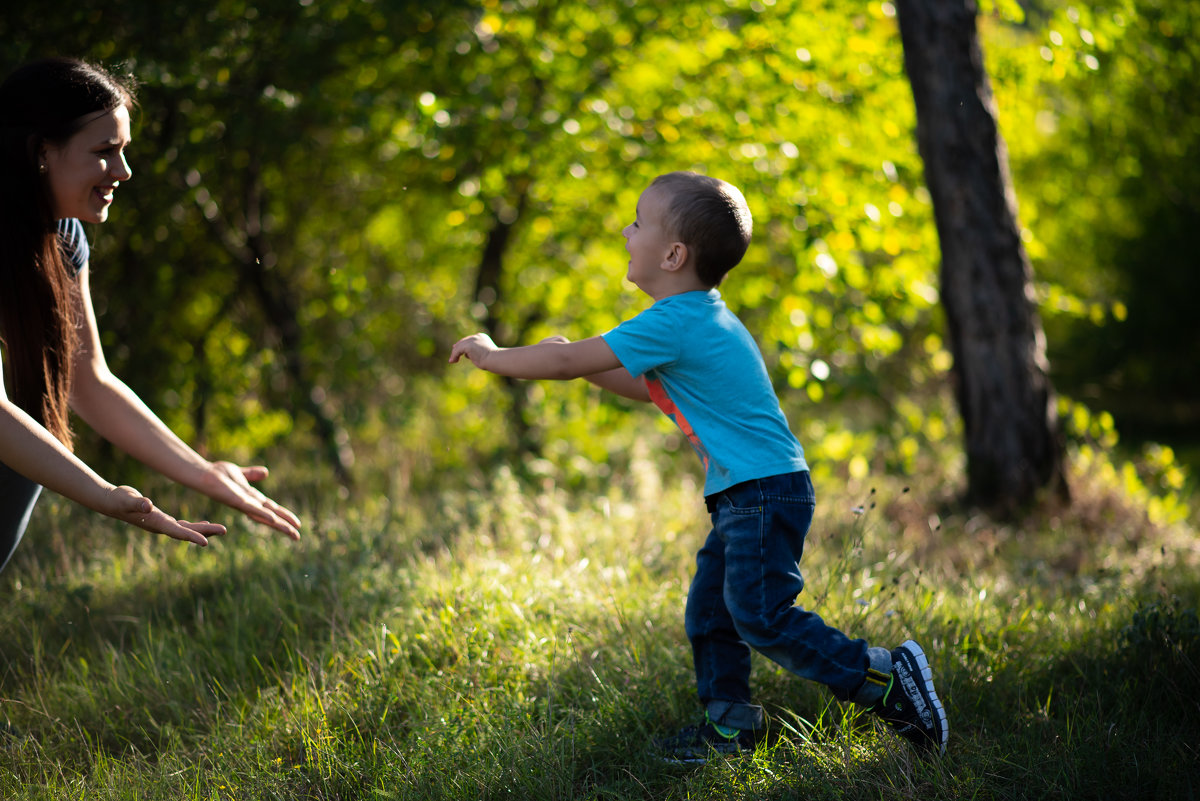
898, 639, 948, 756
656, 744, 753, 765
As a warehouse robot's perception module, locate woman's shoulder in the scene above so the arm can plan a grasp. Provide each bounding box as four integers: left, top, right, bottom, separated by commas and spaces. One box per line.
55, 218, 90, 275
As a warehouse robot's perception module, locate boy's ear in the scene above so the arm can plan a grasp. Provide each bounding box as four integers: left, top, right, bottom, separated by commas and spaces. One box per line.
661, 242, 689, 273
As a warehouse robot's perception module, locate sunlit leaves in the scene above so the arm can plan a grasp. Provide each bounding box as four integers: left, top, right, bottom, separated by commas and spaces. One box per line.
987, 0, 1200, 420
9, 0, 1190, 481
353, 0, 951, 473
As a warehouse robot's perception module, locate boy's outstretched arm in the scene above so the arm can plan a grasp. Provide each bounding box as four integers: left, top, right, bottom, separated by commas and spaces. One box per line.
450, 333, 648, 401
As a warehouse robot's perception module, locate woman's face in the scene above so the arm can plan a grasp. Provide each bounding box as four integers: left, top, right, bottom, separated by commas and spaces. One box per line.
42, 104, 132, 223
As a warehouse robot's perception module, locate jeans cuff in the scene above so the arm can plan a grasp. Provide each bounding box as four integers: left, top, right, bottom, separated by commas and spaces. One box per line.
851, 646, 893, 707
705, 699, 765, 731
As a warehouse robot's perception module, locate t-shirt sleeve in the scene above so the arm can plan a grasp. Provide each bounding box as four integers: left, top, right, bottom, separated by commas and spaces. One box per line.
55, 218, 90, 275
600, 303, 681, 378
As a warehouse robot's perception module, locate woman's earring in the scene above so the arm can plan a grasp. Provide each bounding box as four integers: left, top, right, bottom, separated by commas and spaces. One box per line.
38, 163, 47, 174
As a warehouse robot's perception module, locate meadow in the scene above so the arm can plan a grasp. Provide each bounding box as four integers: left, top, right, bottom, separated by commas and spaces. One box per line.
2, 1, 1197, 797
1, 441, 1197, 800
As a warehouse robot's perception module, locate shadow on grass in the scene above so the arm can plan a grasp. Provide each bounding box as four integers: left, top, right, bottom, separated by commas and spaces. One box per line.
938, 573, 1200, 801
0, 496, 436, 761
327, 568, 1200, 801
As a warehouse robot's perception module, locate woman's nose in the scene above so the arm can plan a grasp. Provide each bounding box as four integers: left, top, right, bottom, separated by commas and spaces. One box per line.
114, 153, 132, 181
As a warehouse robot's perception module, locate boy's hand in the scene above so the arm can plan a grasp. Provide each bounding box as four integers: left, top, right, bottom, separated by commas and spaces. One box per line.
449, 333, 498, 367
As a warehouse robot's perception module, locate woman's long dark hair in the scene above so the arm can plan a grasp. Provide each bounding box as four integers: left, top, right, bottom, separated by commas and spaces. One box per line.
0, 58, 134, 449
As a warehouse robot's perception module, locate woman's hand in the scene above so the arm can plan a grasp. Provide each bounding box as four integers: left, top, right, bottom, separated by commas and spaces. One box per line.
195, 462, 302, 541
103, 485, 226, 546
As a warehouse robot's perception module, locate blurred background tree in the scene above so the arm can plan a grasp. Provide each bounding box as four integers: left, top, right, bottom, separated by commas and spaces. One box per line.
1, 0, 1194, 508
896, 0, 1068, 514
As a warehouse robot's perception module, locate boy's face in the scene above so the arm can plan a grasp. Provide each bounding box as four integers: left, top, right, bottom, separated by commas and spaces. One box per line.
621, 185, 676, 295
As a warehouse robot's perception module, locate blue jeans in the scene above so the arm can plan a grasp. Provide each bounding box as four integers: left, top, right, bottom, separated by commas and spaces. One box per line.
0, 460, 42, 575
685, 471, 891, 731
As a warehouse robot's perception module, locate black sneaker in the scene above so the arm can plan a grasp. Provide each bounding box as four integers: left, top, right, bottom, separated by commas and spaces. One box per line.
873, 640, 948, 756
654, 715, 760, 763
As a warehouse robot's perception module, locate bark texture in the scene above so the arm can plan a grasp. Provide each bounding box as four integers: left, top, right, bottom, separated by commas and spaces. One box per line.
896, 0, 1068, 513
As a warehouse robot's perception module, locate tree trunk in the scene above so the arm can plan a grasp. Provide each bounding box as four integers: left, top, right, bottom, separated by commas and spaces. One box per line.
473, 182, 540, 455
242, 239, 356, 488
895, 0, 1068, 514
190, 168, 356, 488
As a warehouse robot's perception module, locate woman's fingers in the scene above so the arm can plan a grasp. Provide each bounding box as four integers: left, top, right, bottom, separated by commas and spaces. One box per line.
107, 486, 225, 547
239, 464, 270, 483
207, 462, 302, 539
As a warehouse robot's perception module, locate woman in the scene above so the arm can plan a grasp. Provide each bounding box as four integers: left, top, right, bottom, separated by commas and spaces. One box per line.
0, 58, 301, 574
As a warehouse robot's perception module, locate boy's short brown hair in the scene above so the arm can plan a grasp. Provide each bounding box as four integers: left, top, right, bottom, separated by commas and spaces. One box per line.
650, 171, 753, 287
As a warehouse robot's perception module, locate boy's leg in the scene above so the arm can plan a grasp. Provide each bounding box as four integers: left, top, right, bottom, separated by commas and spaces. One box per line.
715, 472, 946, 755
714, 472, 887, 705
0, 461, 42, 575
684, 527, 763, 732
658, 535, 763, 761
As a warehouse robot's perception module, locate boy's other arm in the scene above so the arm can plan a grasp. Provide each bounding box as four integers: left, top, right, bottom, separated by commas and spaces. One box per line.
582, 367, 651, 402
534, 335, 650, 401
450, 333, 625, 381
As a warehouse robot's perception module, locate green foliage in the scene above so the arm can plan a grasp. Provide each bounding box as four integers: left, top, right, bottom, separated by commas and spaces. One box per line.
989, 0, 1200, 441
4, 1, 944, 481
1059, 396, 1194, 525
3, 0, 1198, 487
366, 0, 954, 481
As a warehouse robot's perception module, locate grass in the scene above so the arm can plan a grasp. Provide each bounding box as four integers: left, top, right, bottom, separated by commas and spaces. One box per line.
1, 445, 1198, 800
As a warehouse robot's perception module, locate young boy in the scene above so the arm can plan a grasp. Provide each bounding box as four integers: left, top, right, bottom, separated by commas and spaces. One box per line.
449, 171, 948, 760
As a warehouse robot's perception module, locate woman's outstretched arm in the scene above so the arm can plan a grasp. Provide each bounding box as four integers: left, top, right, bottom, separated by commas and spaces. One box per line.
0, 389, 224, 546
67, 265, 301, 540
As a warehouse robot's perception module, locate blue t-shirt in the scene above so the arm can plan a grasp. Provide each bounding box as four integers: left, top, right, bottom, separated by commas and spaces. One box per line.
602, 289, 808, 496
55, 218, 89, 275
